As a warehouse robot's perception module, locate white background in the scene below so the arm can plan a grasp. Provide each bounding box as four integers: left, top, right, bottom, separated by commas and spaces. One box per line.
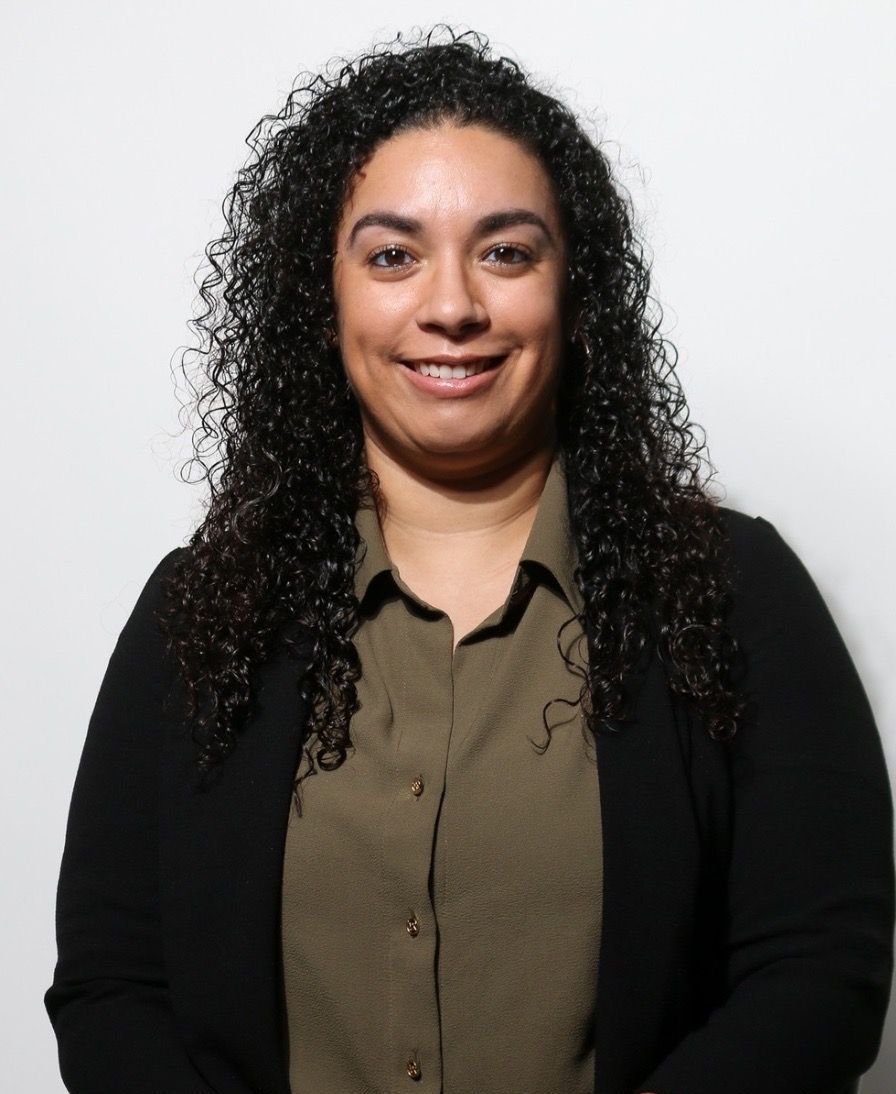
3, 2, 894, 1090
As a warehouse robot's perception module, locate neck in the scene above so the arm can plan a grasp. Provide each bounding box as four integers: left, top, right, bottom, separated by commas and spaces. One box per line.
363, 438, 557, 573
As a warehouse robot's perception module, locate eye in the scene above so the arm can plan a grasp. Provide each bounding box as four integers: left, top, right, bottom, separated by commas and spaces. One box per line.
484, 243, 532, 266
368, 244, 414, 269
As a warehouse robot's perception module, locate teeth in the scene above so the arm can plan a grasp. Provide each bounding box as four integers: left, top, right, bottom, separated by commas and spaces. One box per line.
412, 360, 489, 379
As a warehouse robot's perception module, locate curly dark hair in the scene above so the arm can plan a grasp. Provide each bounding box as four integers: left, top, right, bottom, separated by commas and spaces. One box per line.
157, 23, 746, 815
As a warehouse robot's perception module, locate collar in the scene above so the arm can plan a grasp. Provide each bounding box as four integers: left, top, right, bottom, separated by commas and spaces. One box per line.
353, 451, 582, 615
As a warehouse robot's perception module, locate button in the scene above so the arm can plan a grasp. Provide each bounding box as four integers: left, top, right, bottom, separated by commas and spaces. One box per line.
410, 776, 424, 796
406, 1056, 421, 1080
406, 914, 419, 937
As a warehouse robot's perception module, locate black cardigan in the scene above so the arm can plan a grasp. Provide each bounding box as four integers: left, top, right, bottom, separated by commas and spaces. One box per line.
45, 507, 895, 1094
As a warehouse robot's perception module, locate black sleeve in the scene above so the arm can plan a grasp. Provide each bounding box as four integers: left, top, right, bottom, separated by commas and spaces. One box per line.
636, 515, 895, 1094
44, 548, 215, 1093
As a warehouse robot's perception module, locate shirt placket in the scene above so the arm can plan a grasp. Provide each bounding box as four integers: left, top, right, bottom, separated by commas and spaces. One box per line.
382, 595, 453, 1091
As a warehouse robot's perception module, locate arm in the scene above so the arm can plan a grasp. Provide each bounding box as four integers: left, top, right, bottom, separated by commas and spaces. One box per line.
636, 516, 895, 1094
44, 549, 215, 1093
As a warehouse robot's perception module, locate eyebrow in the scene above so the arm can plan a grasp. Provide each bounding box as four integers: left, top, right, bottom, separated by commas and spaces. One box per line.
345, 208, 556, 249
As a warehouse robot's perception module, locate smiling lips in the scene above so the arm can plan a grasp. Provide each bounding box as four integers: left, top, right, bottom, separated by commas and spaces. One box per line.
403, 354, 506, 379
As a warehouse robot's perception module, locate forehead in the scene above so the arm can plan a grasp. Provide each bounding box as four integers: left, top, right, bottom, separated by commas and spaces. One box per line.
336, 123, 561, 234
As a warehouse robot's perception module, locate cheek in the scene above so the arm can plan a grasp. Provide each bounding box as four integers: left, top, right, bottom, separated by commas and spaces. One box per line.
340, 286, 412, 353
491, 278, 565, 340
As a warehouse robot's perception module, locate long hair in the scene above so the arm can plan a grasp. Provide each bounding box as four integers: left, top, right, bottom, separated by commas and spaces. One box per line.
157, 24, 745, 813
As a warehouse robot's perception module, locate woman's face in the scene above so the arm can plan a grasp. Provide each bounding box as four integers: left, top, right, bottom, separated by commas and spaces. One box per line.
332, 122, 568, 478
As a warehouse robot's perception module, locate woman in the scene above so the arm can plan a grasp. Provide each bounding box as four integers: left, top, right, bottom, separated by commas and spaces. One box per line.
45, 25, 894, 1094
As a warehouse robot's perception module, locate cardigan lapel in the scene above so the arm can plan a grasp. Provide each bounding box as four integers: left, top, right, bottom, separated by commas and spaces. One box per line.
159, 632, 311, 1094
589, 620, 715, 1093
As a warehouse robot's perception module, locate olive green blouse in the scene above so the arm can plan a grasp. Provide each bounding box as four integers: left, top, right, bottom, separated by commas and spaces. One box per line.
280, 451, 603, 1093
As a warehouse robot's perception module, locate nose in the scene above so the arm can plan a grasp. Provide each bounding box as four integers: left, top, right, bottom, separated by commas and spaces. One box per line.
414, 254, 488, 336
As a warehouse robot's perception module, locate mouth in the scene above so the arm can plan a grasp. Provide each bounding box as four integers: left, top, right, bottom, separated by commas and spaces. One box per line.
401, 355, 507, 379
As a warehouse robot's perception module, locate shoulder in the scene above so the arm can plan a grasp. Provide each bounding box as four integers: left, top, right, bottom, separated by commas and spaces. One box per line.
713, 502, 851, 706
114, 547, 188, 658
131, 545, 314, 656
714, 503, 824, 628
146, 545, 188, 586
133, 545, 188, 613
714, 504, 885, 780
716, 502, 794, 579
